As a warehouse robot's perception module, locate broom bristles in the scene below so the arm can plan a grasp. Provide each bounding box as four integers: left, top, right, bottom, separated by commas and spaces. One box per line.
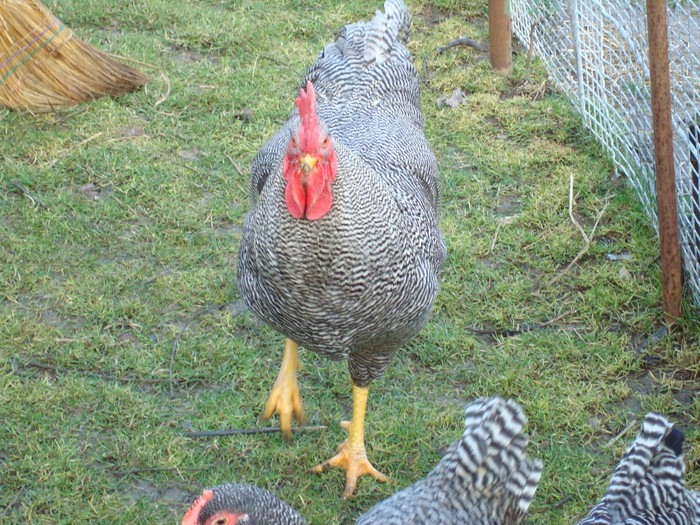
0, 0, 150, 112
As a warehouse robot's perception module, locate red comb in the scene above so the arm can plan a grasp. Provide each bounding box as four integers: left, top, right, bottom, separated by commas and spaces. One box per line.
181, 490, 214, 525
295, 81, 320, 151
295, 80, 316, 121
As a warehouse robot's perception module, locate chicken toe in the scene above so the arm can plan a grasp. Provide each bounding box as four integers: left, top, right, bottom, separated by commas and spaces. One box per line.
260, 338, 305, 439
309, 384, 388, 497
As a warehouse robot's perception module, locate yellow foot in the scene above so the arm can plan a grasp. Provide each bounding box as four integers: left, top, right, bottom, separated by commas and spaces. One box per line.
260, 339, 305, 440
310, 421, 388, 498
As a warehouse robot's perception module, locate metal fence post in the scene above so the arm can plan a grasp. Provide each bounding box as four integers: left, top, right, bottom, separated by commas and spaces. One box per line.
489, 0, 512, 74
570, 0, 585, 118
646, 0, 682, 321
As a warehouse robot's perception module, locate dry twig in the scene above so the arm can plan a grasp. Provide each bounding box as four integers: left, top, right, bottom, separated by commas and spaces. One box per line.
549, 174, 610, 285
17, 358, 171, 384
437, 36, 484, 54
465, 309, 574, 338
11, 181, 45, 208
224, 153, 245, 177
186, 426, 327, 438
47, 132, 104, 168
419, 55, 440, 95
0, 487, 23, 518
604, 420, 638, 448
489, 215, 515, 253
154, 69, 171, 107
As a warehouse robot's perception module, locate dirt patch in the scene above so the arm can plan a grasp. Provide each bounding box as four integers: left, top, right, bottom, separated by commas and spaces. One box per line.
414, 7, 449, 27
178, 149, 202, 161
78, 183, 112, 201
500, 79, 550, 101
116, 126, 148, 139
485, 115, 502, 130
130, 479, 190, 506
476, 255, 501, 269
222, 299, 248, 316
213, 223, 243, 236
497, 194, 521, 215
38, 306, 88, 333
170, 47, 220, 65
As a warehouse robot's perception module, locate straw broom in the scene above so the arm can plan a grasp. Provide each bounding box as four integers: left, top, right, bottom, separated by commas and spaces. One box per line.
0, 0, 149, 112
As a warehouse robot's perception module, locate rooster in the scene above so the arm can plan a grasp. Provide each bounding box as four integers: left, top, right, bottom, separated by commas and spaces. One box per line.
576, 413, 700, 525
182, 397, 542, 525
237, 0, 445, 497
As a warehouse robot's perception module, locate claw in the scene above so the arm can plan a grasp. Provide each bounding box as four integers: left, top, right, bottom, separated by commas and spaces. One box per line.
310, 439, 388, 498
260, 339, 305, 439
309, 386, 388, 497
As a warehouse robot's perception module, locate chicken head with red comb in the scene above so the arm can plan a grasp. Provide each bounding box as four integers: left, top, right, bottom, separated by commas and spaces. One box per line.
182, 484, 308, 525
282, 81, 337, 220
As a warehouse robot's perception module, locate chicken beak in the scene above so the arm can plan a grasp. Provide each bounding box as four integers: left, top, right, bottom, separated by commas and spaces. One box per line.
299, 153, 318, 175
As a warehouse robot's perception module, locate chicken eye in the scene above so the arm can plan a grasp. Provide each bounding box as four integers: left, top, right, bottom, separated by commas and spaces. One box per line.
322, 137, 330, 148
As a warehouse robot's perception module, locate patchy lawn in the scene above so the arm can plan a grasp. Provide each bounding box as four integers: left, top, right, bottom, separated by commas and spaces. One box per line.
1, 0, 699, 523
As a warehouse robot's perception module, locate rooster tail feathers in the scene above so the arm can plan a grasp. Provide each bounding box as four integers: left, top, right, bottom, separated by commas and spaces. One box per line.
601, 413, 692, 521
453, 397, 542, 513
509, 448, 543, 515
608, 413, 683, 496
302, 0, 418, 110
356, 398, 541, 524
576, 413, 700, 524
364, 0, 411, 64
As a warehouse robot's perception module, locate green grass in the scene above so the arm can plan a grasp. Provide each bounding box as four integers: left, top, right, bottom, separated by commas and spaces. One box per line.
2, 0, 700, 523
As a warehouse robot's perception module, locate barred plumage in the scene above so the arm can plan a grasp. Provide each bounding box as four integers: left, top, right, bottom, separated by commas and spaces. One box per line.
183, 398, 542, 525
576, 413, 700, 525
356, 397, 543, 525
181, 483, 308, 525
237, 0, 444, 496
237, 0, 444, 387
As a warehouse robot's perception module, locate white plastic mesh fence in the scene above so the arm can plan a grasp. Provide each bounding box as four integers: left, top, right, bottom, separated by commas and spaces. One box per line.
511, 0, 700, 306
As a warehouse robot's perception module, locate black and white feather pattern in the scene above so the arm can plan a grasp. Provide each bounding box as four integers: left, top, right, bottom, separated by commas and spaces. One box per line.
237, 0, 445, 387
190, 483, 308, 525
355, 397, 543, 525
576, 413, 700, 525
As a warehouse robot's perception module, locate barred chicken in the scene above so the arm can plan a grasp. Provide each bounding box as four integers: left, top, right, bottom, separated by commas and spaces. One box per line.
181, 483, 308, 525
237, 0, 445, 497
357, 396, 542, 525
576, 413, 700, 525
182, 397, 542, 525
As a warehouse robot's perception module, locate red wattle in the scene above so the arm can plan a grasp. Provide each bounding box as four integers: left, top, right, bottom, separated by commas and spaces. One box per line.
305, 165, 333, 220
283, 163, 333, 220
284, 167, 306, 219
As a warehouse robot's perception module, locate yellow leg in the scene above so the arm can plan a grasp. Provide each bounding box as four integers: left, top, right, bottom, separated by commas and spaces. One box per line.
310, 383, 388, 498
260, 339, 305, 439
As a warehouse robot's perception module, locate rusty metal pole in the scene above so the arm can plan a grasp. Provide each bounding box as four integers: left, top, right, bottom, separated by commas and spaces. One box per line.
646, 0, 682, 321
489, 0, 512, 74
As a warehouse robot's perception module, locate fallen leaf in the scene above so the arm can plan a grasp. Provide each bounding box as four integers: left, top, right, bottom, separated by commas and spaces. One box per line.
618, 267, 632, 280
437, 88, 467, 108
